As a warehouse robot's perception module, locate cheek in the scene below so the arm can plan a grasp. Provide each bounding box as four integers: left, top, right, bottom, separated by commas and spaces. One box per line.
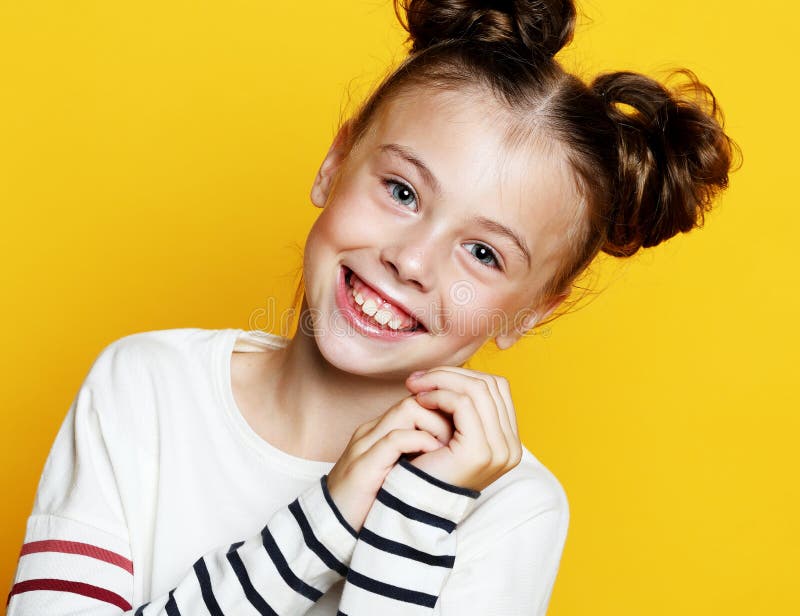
446, 288, 517, 338
318, 181, 390, 246
302, 202, 382, 296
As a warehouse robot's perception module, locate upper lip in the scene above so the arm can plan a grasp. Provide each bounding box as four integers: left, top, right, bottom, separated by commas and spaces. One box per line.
345, 265, 427, 331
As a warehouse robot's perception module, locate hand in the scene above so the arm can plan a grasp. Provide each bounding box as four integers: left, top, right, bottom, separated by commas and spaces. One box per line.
326, 394, 455, 533
403, 366, 523, 493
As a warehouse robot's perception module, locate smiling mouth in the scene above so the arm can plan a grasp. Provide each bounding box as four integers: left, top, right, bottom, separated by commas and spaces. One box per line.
343, 266, 426, 333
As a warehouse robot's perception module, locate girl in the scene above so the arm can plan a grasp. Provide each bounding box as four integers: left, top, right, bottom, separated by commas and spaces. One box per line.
7, 0, 738, 614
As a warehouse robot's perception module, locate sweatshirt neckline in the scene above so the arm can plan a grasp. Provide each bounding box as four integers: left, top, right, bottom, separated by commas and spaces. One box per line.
215, 327, 335, 479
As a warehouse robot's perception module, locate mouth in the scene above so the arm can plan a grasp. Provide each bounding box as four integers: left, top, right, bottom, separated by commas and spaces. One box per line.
338, 265, 427, 337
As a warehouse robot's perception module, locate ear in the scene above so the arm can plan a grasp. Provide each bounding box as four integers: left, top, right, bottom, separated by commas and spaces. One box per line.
310, 120, 353, 208
493, 290, 570, 351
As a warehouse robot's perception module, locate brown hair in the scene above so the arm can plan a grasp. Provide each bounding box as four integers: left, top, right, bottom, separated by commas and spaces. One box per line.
293, 0, 741, 334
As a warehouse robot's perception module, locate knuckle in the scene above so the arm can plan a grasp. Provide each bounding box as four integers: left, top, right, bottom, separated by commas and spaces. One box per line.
501, 446, 516, 467
397, 396, 418, 412
456, 392, 472, 406
355, 431, 373, 448
474, 447, 493, 468
411, 405, 431, 423
468, 380, 488, 398
348, 442, 367, 460
386, 428, 403, 443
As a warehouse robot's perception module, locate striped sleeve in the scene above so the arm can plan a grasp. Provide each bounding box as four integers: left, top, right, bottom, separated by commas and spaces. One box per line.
126, 474, 358, 615
7, 474, 358, 615
335, 455, 481, 615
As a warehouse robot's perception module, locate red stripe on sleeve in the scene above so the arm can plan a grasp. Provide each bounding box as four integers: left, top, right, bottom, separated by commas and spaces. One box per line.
6, 578, 132, 610
20, 540, 134, 574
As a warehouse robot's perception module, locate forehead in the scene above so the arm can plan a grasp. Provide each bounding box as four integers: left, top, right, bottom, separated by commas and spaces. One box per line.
360, 87, 581, 276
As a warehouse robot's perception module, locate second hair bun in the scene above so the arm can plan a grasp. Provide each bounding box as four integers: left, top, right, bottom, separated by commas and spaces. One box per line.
397, 0, 577, 58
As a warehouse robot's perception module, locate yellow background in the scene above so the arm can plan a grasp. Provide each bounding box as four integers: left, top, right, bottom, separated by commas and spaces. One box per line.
1, 1, 796, 614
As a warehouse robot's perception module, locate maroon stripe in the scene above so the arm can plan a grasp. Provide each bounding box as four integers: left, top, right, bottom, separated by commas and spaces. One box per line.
20, 540, 133, 574
6, 578, 132, 610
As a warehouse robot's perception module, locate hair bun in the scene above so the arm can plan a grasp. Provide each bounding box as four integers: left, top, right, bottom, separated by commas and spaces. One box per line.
590, 69, 739, 257
395, 0, 577, 58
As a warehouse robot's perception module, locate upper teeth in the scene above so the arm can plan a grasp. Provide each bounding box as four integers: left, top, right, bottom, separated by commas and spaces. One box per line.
351, 284, 413, 331
374, 310, 393, 325
361, 297, 378, 316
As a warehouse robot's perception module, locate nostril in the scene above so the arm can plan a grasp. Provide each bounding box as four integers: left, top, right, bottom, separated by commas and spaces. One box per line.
384, 261, 399, 277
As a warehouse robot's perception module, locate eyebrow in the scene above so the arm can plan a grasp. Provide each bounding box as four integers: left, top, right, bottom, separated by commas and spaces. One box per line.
470, 216, 531, 268
379, 142, 531, 268
379, 143, 442, 197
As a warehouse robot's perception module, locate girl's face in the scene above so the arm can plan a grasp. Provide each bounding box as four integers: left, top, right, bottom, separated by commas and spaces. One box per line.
304, 87, 578, 379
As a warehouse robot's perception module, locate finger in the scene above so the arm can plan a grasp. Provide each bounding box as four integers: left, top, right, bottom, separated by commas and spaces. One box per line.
413, 366, 516, 447
360, 398, 455, 451
355, 415, 381, 437
409, 369, 508, 463
363, 428, 444, 472
493, 374, 520, 440
413, 387, 490, 456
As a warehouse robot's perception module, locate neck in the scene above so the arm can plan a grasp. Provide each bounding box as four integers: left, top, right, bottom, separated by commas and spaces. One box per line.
262, 297, 413, 462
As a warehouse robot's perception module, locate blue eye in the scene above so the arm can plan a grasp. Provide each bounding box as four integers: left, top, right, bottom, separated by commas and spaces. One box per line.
384, 179, 417, 209
464, 242, 502, 270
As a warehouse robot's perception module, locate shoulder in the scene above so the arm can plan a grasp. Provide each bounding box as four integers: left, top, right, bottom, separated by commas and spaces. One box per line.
60, 327, 229, 459
85, 327, 222, 389
456, 445, 569, 560
76, 327, 227, 437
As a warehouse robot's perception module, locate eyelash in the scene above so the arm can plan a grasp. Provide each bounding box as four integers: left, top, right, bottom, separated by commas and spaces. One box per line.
381, 178, 504, 272
382, 177, 419, 210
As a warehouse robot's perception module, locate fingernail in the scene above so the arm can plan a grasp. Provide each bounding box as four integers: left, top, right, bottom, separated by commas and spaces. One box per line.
409, 370, 425, 379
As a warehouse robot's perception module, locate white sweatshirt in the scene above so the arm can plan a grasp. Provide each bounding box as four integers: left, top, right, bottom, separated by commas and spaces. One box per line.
6, 327, 569, 615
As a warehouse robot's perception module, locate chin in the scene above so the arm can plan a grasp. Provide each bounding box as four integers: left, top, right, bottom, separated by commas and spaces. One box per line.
310, 326, 409, 379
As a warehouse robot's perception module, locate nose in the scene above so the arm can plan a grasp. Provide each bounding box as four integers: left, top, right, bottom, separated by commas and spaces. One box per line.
380, 241, 433, 292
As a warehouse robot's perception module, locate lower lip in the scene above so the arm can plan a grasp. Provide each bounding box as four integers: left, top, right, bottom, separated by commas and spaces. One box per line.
335, 265, 424, 341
